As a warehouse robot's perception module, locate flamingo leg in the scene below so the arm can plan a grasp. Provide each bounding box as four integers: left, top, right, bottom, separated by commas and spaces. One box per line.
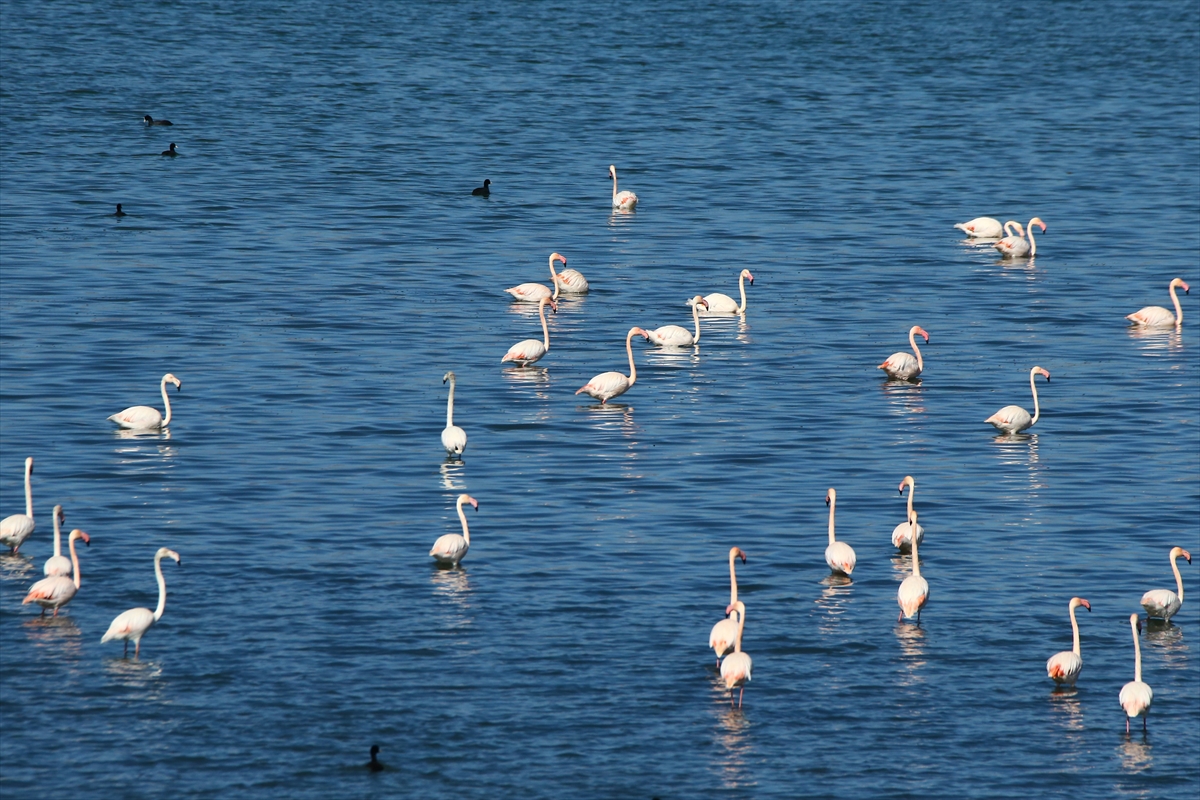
738, 688, 744, 707
1142, 716, 1147, 732
1126, 717, 1131, 734
135, 641, 141, 659
52, 608, 59, 618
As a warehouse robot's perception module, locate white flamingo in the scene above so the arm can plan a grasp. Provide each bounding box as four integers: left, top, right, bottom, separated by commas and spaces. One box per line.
708, 547, 747, 665
22, 529, 89, 616
878, 325, 929, 381
552, 255, 589, 294
101, 547, 182, 658
429, 494, 478, 566
108, 373, 181, 429
1141, 546, 1192, 621
0, 456, 35, 554
995, 217, 1046, 258
953, 216, 1008, 238
897, 511, 929, 623
720, 600, 752, 707
505, 252, 566, 303
609, 164, 638, 211
502, 298, 556, 366
1046, 597, 1091, 686
692, 269, 753, 315
892, 475, 925, 551
1127, 278, 1189, 328
441, 372, 467, 457
643, 297, 708, 346
43, 505, 71, 577
1119, 613, 1153, 733
575, 327, 646, 404
824, 488, 856, 576
986, 366, 1050, 434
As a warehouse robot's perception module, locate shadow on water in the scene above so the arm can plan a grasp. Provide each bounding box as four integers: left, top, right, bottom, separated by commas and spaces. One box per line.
1118, 733, 1153, 774
1049, 687, 1085, 732
439, 461, 467, 493
0, 552, 37, 582
1127, 325, 1184, 355
711, 693, 756, 790
894, 622, 927, 684
1143, 620, 1187, 669
23, 615, 83, 658
814, 574, 853, 635
881, 379, 926, 417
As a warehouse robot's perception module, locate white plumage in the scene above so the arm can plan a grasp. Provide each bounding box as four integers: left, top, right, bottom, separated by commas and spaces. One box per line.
109, 373, 181, 429
430, 494, 478, 566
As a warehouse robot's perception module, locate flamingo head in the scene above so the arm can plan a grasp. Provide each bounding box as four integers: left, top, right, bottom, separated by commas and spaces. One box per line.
1171, 546, 1192, 564
741, 269, 755, 284
913, 326, 930, 343
460, 494, 479, 512
734, 547, 747, 564
725, 600, 745, 618
608, 165, 616, 178
689, 296, 709, 310
54, 505, 65, 525
628, 327, 647, 340
1071, 597, 1091, 612
443, 371, 455, 385
1170, 277, 1190, 294
548, 299, 558, 314
25, 456, 33, 473
825, 487, 836, 506
1029, 217, 1047, 233
157, 547, 182, 565
899, 475, 914, 495
1134, 614, 1143, 634
1034, 366, 1050, 382
164, 373, 182, 391
550, 252, 566, 266
71, 529, 90, 546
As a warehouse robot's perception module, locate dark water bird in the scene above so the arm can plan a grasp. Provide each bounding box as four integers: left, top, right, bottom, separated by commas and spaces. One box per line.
472, 179, 491, 197
368, 744, 383, 772
143, 115, 172, 126
161, 143, 178, 156
114, 204, 126, 217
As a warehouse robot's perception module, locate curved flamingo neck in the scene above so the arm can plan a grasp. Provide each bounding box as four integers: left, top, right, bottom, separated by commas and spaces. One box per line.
52, 508, 62, 558
625, 329, 638, 387
1132, 617, 1142, 683
910, 523, 921, 578
1026, 218, 1039, 256
457, 498, 471, 547
909, 328, 924, 371
69, 535, 82, 589
1170, 282, 1184, 326
736, 273, 748, 314
547, 257, 562, 300
691, 302, 702, 343
539, 301, 551, 350
445, 378, 456, 428
153, 552, 169, 621
1029, 369, 1042, 426
733, 605, 745, 653
827, 495, 837, 545
728, 551, 739, 605
23, 460, 33, 518
1069, 603, 1082, 656
1172, 552, 1185, 603
904, 479, 915, 522
160, 376, 173, 427
610, 169, 618, 203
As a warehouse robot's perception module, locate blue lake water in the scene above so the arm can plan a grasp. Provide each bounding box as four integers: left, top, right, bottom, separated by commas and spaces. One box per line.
1, 1, 1198, 798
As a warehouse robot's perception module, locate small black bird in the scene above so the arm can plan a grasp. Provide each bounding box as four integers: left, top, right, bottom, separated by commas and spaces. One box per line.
114, 204, 126, 217
472, 179, 491, 197
368, 744, 384, 772
144, 115, 173, 126
161, 143, 178, 156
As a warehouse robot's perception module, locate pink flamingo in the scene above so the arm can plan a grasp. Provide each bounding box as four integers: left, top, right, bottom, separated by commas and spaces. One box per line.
995, 217, 1046, 258
101, 547, 182, 658
1141, 546, 1191, 621
986, 366, 1050, 433
441, 372, 467, 457
575, 327, 646, 404
43, 505, 71, 577
429, 494, 478, 566
0, 456, 35, 553
892, 475, 925, 551
643, 297, 708, 347
609, 165, 638, 211
897, 511, 929, 623
720, 600, 752, 707
693, 269, 754, 315
553, 257, 589, 294
22, 529, 89, 616
954, 216, 1004, 238
108, 373, 181, 429
502, 298, 557, 366
505, 253, 566, 303
823, 488, 856, 575
1046, 597, 1091, 686
1119, 614, 1153, 732
708, 547, 747, 665
878, 326, 929, 381
1127, 278, 1189, 328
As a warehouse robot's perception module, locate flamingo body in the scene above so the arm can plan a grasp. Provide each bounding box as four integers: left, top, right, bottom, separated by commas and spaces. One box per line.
505, 253, 567, 303
893, 475, 924, 551
995, 217, 1046, 258
709, 547, 746, 664
693, 269, 754, 315
986, 366, 1050, 433
44, 505, 70, 577
109, 373, 181, 429
1047, 597, 1090, 686
879, 326, 929, 381
897, 510, 928, 621
608, 165, 638, 211
954, 217, 1004, 238
1141, 546, 1190, 620
720, 601, 752, 707
1127, 278, 1189, 328
23, 529, 88, 616
1, 456, 36, 553
502, 297, 555, 366
554, 268, 589, 293
576, 327, 644, 404
823, 488, 856, 575
102, 547, 181, 657
1120, 613, 1153, 732
645, 297, 707, 347
430, 494, 477, 566
441, 372, 467, 456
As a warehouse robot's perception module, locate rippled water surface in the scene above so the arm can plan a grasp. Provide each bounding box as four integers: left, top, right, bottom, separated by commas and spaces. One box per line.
2, 1, 1198, 798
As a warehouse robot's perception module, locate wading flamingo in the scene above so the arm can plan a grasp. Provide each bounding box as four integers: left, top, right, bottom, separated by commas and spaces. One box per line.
1119, 613, 1153, 733
44, 505, 71, 577
575, 327, 646, 404
692, 269, 754, 315
892, 475, 925, 551
0, 457, 35, 553
721, 600, 752, 707
897, 511, 929, 623
553, 255, 589, 294
502, 298, 556, 367
1047, 597, 1091, 686
708, 547, 747, 665
1141, 546, 1192, 621
609, 164, 638, 211
505, 252, 566, 303
954, 217, 1003, 238
824, 489, 856, 575
441, 372, 467, 457
430, 494, 478, 566
101, 546, 182, 658
986, 366, 1050, 434
643, 297, 708, 346
109, 373, 181, 429
995, 217, 1046, 258
1127, 278, 1189, 328
23, 529, 89, 616
878, 326, 929, 381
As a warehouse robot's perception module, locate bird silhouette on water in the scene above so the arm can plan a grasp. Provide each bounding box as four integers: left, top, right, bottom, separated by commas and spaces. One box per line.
472, 179, 490, 197
144, 114, 172, 126
161, 143, 178, 156
114, 204, 126, 217
368, 744, 383, 772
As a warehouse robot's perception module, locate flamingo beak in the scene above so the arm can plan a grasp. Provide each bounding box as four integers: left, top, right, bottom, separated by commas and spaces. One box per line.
738, 549, 746, 563
1081, 599, 1091, 611
470, 499, 479, 511
80, 532, 91, 545
725, 603, 736, 616
1183, 550, 1192, 564
1137, 618, 1143, 634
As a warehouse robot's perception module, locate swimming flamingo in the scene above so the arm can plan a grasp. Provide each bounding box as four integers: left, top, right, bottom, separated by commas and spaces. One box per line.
692, 269, 753, 315
1127, 278, 1189, 328
897, 511, 929, 623
643, 297, 709, 346
824, 488, 856, 575
43, 505, 70, 577
441, 372, 467, 457
878, 326, 929, 381
0, 456, 35, 554
708, 547, 747, 665
108, 373, 181, 429
22, 529, 89, 616
1141, 546, 1192, 621
553, 255, 589, 294
892, 475, 925, 551
505, 253, 566, 302
986, 366, 1050, 433
429, 494, 478, 566
575, 327, 646, 404
954, 217, 1004, 238
1046, 597, 1091, 686
101, 546, 182, 658
502, 298, 556, 366
1119, 613, 1153, 733
720, 600, 752, 707
995, 217, 1046, 258
609, 165, 638, 211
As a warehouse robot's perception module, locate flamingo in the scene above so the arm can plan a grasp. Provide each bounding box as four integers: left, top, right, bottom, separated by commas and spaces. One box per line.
995, 217, 1046, 258
22, 529, 89, 616
897, 511, 929, 623
1046, 597, 1091, 686
1141, 546, 1192, 621
892, 475, 925, 551
691, 269, 754, 315
0, 456, 35, 554
108, 373, 181, 429
878, 326, 929, 381
720, 600, 752, 707
552, 255, 589, 294
429, 494, 478, 566
643, 297, 708, 347
502, 298, 556, 367
505, 252, 566, 303
101, 546, 182, 658
1127, 278, 1190, 328
954, 217, 1004, 238
1119, 613, 1153, 733
986, 366, 1050, 434
824, 488, 856, 576
441, 372, 467, 457
708, 547, 747, 665
608, 164, 638, 211
575, 327, 646, 404
43, 505, 71, 577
